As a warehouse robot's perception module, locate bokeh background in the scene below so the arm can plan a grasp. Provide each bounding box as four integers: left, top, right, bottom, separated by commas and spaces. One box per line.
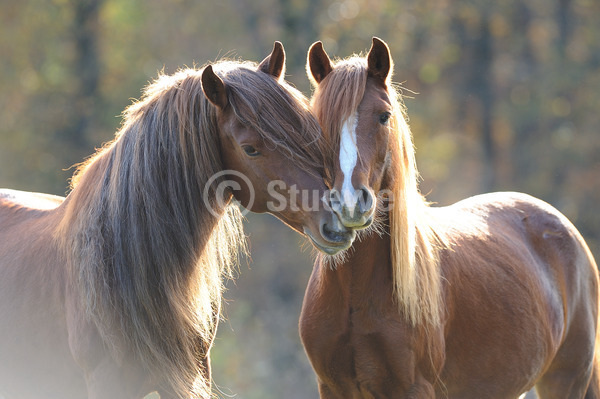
1, 0, 598, 398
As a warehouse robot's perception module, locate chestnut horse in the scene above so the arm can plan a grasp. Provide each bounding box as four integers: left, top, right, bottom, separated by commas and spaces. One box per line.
300, 37, 599, 398
0, 42, 354, 399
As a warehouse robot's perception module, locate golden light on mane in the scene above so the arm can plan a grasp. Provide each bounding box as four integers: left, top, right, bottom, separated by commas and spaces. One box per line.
388, 87, 444, 327
311, 57, 444, 327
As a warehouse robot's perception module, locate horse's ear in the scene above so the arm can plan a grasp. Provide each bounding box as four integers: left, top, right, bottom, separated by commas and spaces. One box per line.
307, 41, 333, 86
367, 37, 393, 86
202, 64, 228, 109
258, 41, 286, 80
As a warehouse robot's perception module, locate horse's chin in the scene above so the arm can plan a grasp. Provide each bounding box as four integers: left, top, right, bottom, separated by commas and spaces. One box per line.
304, 228, 355, 255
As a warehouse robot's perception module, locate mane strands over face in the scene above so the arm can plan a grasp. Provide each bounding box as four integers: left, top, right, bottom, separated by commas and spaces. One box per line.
310, 56, 367, 186
219, 61, 325, 174
312, 58, 443, 327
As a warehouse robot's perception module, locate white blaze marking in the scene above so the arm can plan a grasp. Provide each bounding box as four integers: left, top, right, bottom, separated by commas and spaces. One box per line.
339, 113, 358, 208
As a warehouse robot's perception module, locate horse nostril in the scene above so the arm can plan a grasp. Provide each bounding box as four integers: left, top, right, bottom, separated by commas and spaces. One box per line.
358, 187, 374, 214
359, 188, 368, 204
329, 189, 342, 211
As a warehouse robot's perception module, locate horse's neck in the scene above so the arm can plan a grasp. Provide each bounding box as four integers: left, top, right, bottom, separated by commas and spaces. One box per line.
59, 147, 225, 271
321, 222, 394, 307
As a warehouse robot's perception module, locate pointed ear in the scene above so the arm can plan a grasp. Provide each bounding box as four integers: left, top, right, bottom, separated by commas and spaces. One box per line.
367, 37, 393, 86
202, 64, 228, 109
307, 41, 333, 86
258, 41, 286, 80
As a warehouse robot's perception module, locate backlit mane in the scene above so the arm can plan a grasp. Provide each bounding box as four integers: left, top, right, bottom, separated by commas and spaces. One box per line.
57, 60, 321, 397
311, 57, 443, 327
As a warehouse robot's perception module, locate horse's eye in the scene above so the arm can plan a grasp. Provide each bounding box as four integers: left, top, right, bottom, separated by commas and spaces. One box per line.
379, 112, 391, 125
242, 145, 260, 157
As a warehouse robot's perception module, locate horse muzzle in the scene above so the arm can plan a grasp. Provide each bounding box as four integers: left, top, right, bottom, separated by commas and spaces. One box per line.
329, 186, 375, 229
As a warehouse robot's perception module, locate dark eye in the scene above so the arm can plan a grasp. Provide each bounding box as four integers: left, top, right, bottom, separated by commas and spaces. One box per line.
378, 112, 391, 125
242, 145, 260, 157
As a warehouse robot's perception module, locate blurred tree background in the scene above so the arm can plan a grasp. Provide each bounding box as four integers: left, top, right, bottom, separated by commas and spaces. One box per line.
1, 0, 598, 397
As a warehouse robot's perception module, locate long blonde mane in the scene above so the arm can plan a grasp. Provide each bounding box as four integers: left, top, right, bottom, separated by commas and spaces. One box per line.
56, 60, 321, 397
311, 56, 443, 327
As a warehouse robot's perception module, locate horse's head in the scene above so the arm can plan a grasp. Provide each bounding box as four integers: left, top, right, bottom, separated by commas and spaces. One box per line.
308, 38, 398, 230
202, 42, 355, 255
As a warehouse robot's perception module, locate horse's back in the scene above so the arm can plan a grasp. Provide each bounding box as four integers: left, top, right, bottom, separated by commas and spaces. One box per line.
0, 188, 64, 210
0, 188, 65, 265
437, 192, 598, 398
447, 191, 597, 292
0, 189, 86, 399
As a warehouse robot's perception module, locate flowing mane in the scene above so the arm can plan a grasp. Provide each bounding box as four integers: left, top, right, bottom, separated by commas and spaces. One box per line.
311, 56, 443, 327
56, 60, 322, 397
